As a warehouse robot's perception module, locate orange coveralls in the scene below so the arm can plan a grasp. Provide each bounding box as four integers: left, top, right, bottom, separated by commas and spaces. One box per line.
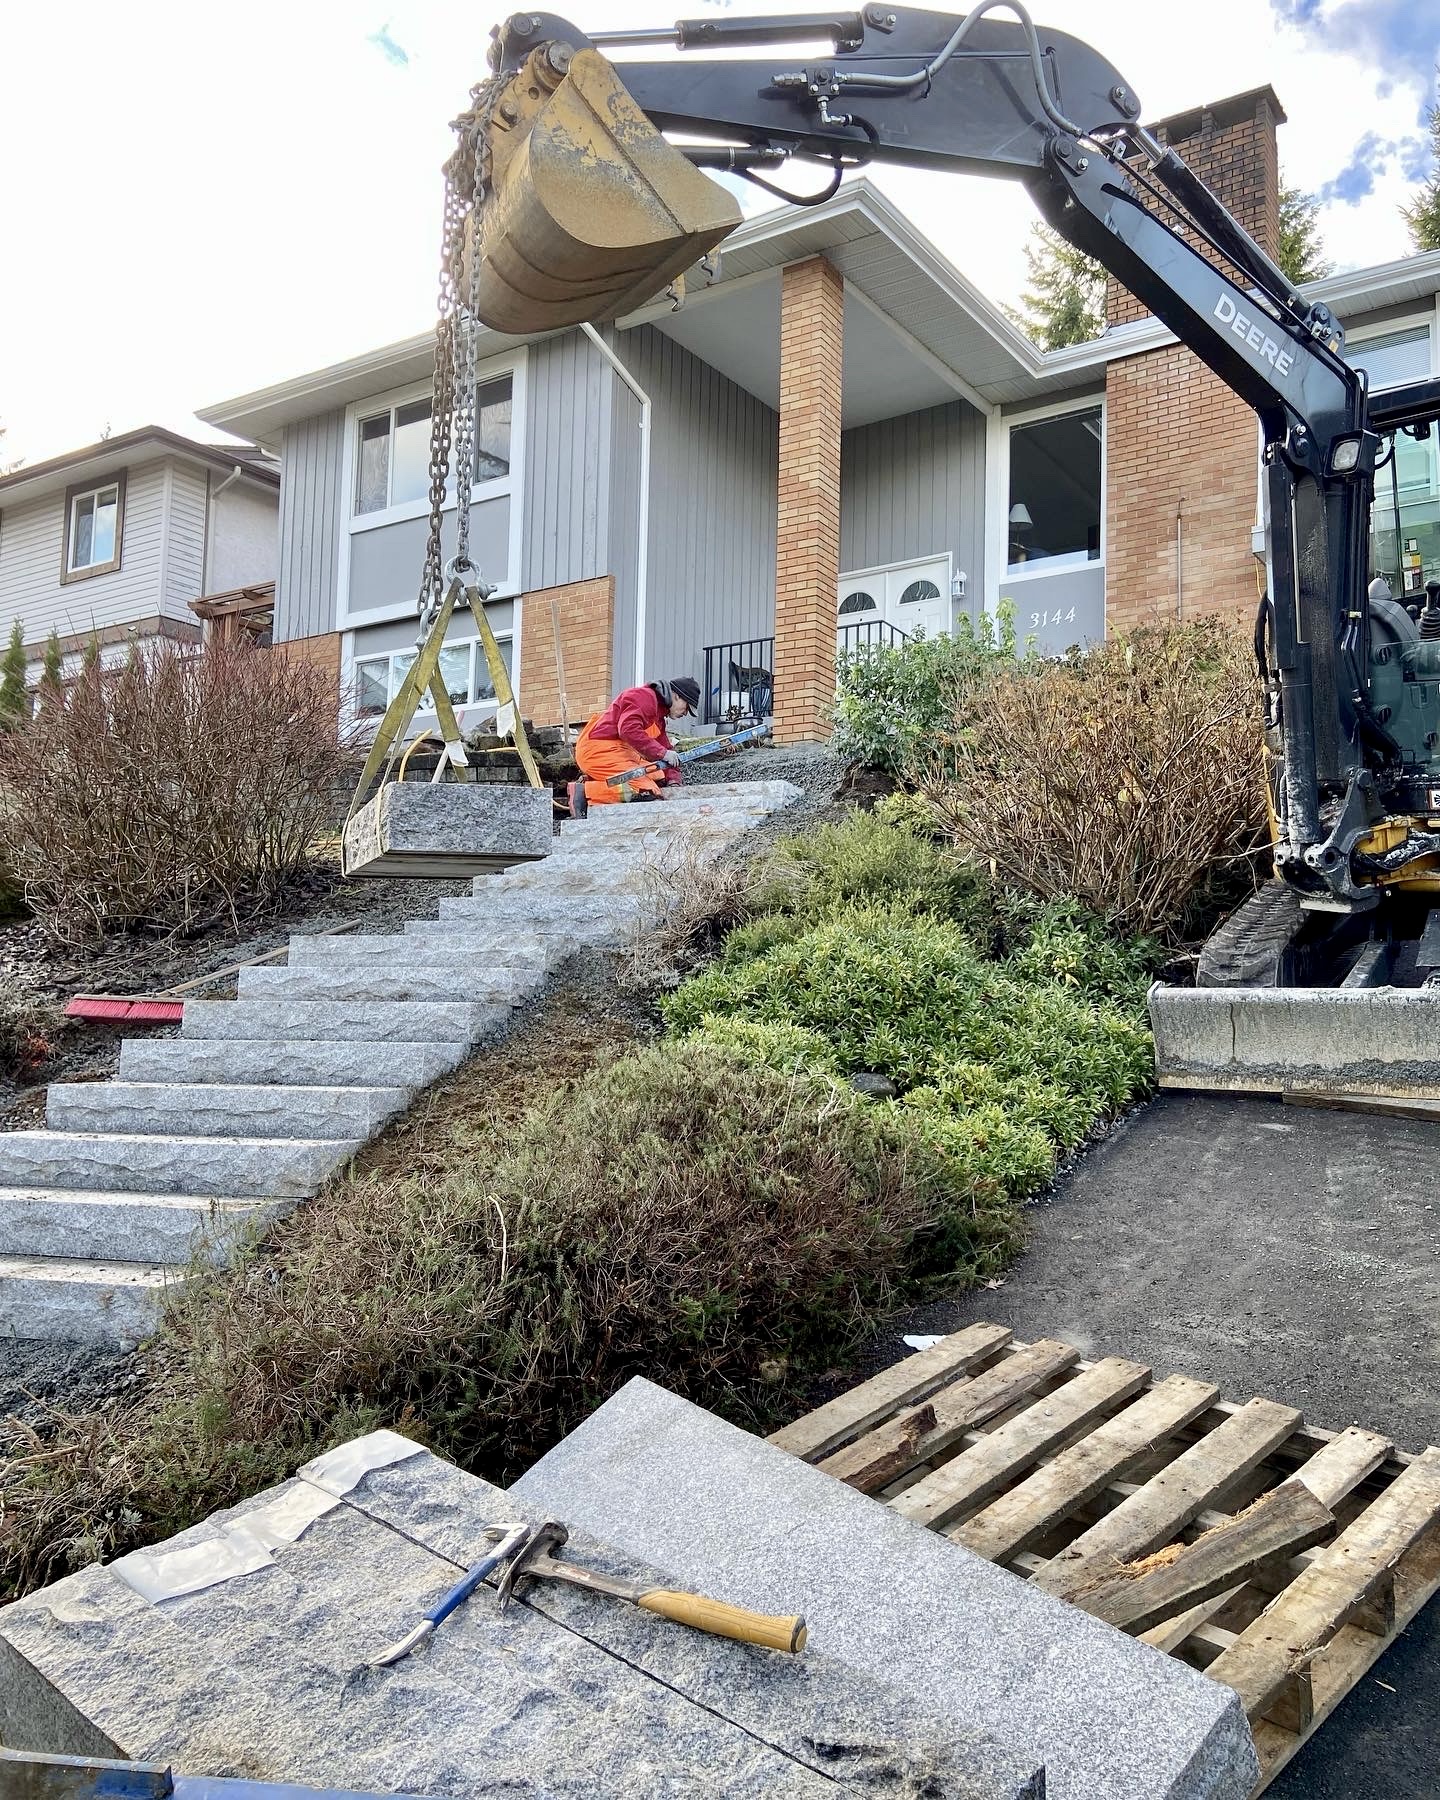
575, 684, 682, 805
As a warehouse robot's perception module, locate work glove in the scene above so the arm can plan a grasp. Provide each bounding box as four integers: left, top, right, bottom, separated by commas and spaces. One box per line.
659, 748, 682, 769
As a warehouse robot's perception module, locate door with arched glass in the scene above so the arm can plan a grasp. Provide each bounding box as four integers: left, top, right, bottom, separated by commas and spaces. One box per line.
837, 554, 951, 645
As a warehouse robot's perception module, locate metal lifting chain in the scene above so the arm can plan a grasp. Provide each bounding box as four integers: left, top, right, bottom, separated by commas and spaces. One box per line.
417, 75, 502, 624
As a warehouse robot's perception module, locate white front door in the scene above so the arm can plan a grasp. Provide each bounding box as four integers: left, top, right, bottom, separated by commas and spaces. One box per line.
838, 554, 951, 641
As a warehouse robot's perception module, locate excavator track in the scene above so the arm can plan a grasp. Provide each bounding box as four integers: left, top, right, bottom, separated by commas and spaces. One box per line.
1196, 882, 1304, 988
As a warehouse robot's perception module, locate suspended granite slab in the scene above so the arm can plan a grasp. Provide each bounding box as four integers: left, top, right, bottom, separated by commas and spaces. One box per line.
343, 782, 554, 880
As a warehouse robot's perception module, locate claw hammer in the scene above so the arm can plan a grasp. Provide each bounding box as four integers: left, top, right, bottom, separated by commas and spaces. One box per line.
495, 1520, 807, 1653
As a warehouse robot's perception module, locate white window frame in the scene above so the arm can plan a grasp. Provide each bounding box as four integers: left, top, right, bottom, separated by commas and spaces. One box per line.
335, 347, 527, 630
989, 393, 1106, 597
348, 631, 517, 730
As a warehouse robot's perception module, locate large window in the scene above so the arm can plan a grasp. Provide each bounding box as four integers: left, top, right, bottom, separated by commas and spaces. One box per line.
1006, 407, 1102, 575
61, 475, 125, 582
1349, 325, 1440, 597
353, 375, 513, 517
354, 635, 514, 719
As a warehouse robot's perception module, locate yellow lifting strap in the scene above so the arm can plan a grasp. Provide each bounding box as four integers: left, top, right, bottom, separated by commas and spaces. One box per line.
342, 577, 542, 876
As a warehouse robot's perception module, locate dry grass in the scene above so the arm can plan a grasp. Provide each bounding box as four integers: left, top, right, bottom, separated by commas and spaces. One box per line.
908, 621, 1267, 938
619, 840, 758, 991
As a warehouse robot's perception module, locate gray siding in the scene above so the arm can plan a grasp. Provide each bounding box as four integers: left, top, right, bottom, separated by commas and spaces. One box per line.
607, 324, 778, 691
522, 332, 611, 592
840, 400, 986, 626
0, 458, 170, 646
276, 409, 343, 641
163, 462, 209, 620
206, 480, 279, 593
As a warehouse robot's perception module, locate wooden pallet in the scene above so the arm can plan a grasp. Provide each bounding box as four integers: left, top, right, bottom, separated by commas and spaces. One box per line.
769, 1324, 1440, 1794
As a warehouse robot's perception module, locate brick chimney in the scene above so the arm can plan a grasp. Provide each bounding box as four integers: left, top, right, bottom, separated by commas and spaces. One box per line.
1103, 86, 1287, 635
1106, 86, 1286, 328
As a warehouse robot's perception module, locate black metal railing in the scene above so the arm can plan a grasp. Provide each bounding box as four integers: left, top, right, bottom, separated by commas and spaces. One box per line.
704, 636, 775, 726
837, 618, 913, 656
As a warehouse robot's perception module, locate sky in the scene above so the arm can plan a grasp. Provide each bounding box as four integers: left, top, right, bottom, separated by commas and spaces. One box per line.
2, 0, 1439, 466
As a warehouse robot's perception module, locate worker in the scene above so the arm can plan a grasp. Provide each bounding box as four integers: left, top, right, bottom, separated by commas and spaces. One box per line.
568, 675, 703, 814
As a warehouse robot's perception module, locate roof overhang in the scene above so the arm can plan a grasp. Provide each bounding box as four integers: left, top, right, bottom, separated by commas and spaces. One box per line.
0, 426, 278, 509
197, 182, 1440, 444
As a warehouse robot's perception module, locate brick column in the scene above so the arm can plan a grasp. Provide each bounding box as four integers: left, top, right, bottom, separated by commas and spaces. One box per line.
774, 256, 843, 744
1104, 87, 1284, 633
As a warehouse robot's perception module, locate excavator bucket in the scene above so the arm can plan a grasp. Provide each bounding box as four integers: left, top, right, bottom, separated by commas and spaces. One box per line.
467, 47, 743, 334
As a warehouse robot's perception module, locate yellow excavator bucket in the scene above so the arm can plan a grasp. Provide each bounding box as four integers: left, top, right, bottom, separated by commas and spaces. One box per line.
467, 47, 743, 334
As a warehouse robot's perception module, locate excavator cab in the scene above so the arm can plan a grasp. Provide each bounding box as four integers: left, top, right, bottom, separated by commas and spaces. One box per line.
462, 43, 742, 333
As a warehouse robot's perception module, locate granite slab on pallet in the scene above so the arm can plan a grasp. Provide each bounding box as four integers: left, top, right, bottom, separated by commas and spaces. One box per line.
513, 1380, 1260, 1800
0, 1433, 1039, 1800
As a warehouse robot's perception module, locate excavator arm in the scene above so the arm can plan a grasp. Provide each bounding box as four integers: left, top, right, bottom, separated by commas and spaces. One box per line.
471, 2, 1437, 917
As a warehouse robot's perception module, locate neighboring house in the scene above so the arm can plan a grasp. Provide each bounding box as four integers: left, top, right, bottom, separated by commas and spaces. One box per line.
197, 87, 1440, 748
0, 427, 279, 683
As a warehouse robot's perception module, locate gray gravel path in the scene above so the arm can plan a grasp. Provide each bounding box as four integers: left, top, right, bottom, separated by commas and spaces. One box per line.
879, 1091, 1440, 1800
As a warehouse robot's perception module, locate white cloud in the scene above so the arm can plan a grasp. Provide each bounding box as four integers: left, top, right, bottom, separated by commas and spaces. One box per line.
0, 0, 1434, 466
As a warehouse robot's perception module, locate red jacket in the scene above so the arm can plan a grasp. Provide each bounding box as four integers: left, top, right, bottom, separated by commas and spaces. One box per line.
591, 684, 677, 769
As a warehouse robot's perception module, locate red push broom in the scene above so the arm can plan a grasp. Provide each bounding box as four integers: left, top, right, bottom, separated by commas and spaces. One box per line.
64, 923, 360, 1025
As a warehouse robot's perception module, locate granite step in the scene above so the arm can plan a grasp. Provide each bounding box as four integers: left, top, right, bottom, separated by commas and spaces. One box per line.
285, 931, 550, 968
0, 1255, 175, 1345
0, 1188, 281, 1266
232, 963, 541, 1007
46, 1082, 410, 1142
0, 1132, 360, 1199
181, 998, 506, 1044
119, 1037, 470, 1089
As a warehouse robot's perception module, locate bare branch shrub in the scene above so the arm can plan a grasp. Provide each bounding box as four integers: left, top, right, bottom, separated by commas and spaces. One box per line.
619, 837, 758, 990
907, 620, 1267, 938
0, 639, 356, 942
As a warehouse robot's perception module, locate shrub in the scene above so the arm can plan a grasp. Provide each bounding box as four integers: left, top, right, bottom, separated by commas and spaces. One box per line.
907, 620, 1266, 938
1000, 898, 1162, 1013
832, 613, 1018, 773
0, 639, 355, 941
751, 808, 997, 936
681, 1014, 840, 1076
664, 904, 1152, 1112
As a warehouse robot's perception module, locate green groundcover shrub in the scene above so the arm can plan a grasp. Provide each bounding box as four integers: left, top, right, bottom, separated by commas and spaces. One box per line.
663, 811, 1159, 1205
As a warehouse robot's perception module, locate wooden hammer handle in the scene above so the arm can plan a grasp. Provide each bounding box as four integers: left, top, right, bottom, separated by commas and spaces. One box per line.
636, 1588, 807, 1653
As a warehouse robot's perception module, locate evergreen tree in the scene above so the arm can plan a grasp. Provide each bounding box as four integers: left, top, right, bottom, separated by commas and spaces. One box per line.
1004, 221, 1106, 350
1403, 100, 1440, 252
39, 629, 64, 706
1277, 182, 1332, 283
0, 621, 27, 728
81, 632, 101, 674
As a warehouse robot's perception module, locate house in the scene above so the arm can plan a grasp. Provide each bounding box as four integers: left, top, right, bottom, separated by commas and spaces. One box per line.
0, 427, 279, 683
197, 87, 1440, 747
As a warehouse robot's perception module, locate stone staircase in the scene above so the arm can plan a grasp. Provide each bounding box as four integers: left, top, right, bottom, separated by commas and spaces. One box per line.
0, 781, 800, 1346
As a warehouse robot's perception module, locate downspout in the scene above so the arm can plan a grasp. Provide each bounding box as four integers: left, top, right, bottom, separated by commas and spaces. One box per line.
581, 323, 651, 687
